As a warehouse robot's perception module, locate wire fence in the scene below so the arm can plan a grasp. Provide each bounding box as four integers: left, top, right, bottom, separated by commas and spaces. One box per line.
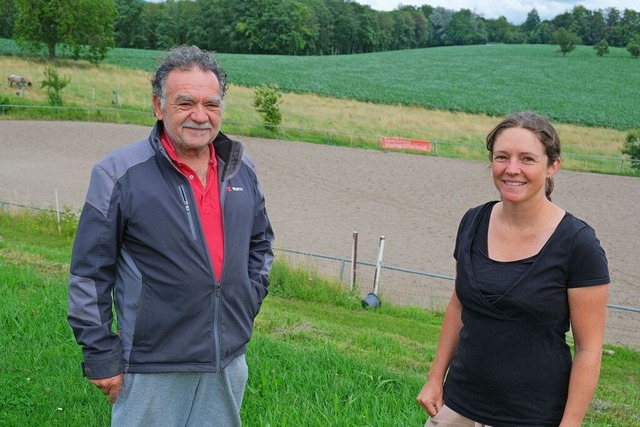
1, 199, 639, 349
4, 197, 637, 316
275, 246, 640, 350
275, 247, 640, 314
1, 104, 640, 176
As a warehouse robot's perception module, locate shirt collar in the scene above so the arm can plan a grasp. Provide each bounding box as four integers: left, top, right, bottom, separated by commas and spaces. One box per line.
159, 129, 217, 168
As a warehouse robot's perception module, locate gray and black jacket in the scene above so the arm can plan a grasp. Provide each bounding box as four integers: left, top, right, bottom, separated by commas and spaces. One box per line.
68, 122, 275, 380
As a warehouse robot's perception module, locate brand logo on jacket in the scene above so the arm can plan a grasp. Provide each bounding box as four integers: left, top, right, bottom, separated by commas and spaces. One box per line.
226, 186, 244, 192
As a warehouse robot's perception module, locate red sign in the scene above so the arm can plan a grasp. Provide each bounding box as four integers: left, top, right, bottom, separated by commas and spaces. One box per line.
381, 136, 431, 152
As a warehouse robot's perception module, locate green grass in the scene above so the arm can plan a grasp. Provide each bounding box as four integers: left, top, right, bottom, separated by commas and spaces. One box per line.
0, 211, 638, 426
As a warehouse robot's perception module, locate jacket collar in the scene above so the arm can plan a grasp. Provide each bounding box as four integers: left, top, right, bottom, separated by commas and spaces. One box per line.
150, 121, 244, 181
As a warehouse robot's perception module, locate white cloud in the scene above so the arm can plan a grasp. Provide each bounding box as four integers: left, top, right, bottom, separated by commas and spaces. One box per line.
359, 0, 638, 24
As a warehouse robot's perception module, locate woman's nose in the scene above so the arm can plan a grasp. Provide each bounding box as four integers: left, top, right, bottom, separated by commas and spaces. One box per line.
505, 158, 520, 174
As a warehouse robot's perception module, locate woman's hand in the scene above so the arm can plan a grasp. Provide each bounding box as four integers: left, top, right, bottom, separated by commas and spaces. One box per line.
416, 378, 444, 417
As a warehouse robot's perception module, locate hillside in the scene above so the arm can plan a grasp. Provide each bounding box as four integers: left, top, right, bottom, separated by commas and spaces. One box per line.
0, 211, 639, 425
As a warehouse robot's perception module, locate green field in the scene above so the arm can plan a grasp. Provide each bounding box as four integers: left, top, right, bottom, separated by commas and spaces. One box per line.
104, 44, 640, 130
3, 39, 639, 131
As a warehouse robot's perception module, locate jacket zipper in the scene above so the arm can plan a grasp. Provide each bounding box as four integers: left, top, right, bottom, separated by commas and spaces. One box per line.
214, 283, 222, 371
180, 182, 222, 370
178, 185, 198, 240
212, 178, 228, 371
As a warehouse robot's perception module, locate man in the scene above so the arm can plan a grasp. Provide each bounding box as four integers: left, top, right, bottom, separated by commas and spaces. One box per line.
67, 45, 275, 426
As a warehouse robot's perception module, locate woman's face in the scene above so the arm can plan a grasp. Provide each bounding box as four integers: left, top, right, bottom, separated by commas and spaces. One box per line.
491, 127, 559, 204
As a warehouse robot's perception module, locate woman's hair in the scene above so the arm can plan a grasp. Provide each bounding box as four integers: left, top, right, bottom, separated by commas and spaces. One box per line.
485, 111, 561, 200
151, 45, 228, 109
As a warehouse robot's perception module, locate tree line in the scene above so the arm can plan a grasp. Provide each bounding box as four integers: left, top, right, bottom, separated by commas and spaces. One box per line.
1, 0, 639, 61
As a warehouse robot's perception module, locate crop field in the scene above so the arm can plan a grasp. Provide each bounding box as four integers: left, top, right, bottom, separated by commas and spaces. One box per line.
3, 39, 636, 130
99, 44, 640, 131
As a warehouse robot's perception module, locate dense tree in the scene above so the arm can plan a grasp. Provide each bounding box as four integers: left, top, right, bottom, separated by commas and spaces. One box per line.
114, 0, 148, 48
550, 11, 575, 31
485, 16, 521, 44
528, 21, 553, 44
406, 6, 432, 48
570, 6, 606, 46
349, 2, 379, 53
445, 9, 487, 45
618, 9, 640, 46
520, 9, 540, 34
155, 0, 199, 49
188, 0, 235, 52
0, 0, 17, 39
14, 0, 115, 62
5, 0, 640, 57
429, 7, 454, 46
330, 0, 364, 54
391, 9, 416, 50
304, 0, 334, 54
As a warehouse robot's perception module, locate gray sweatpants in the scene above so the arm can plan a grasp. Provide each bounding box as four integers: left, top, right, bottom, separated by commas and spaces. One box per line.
112, 354, 248, 427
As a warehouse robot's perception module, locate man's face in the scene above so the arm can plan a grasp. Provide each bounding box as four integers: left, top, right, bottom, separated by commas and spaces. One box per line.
153, 68, 223, 153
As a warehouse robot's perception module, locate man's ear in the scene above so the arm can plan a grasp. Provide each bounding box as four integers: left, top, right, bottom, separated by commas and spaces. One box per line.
152, 95, 163, 120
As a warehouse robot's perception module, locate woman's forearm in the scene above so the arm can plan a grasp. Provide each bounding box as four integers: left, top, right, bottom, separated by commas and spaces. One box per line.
559, 349, 602, 426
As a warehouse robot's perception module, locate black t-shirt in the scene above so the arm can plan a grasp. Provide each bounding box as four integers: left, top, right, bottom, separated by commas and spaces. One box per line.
445, 201, 610, 426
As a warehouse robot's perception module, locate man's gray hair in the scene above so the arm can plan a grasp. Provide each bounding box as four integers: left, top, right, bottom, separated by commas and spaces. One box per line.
151, 45, 228, 107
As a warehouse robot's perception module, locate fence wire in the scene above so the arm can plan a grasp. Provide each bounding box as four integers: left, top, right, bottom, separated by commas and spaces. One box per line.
275, 247, 640, 350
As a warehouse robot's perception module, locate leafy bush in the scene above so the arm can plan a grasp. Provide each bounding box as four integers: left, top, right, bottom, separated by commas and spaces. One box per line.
0, 95, 11, 113
39, 66, 71, 106
627, 35, 640, 58
622, 130, 640, 172
594, 39, 609, 57
252, 84, 282, 131
552, 29, 581, 56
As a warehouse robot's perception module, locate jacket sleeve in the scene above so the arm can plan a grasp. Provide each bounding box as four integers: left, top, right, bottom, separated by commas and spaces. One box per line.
247, 173, 275, 311
67, 164, 124, 379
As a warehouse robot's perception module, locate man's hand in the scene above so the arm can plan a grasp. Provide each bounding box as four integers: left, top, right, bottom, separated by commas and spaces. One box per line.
90, 374, 123, 404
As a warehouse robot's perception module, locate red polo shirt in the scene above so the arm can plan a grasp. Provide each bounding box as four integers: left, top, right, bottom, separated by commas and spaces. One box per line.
160, 131, 224, 282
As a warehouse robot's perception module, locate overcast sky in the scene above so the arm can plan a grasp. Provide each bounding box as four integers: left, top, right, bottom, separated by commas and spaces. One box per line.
359, 1, 638, 24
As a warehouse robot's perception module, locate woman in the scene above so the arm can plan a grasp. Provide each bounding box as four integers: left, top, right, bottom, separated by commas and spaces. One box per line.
416, 112, 609, 426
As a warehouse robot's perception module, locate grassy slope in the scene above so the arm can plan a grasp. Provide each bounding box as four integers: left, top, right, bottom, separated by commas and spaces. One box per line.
103, 44, 640, 130
0, 211, 638, 426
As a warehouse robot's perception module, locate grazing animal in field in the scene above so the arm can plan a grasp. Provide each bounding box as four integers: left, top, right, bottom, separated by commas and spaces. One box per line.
8, 74, 32, 87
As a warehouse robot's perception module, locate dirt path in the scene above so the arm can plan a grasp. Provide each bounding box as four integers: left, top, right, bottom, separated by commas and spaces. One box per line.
1, 120, 638, 349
